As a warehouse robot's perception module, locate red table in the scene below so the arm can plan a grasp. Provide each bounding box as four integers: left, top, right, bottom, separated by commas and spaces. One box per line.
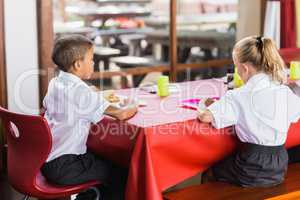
87, 80, 300, 200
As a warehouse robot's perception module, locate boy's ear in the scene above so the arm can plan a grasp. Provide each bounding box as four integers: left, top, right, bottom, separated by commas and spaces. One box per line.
73, 60, 81, 71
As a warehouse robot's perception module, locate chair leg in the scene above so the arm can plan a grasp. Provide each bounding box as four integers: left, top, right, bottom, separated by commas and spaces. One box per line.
121, 76, 128, 88
22, 195, 29, 200
38, 197, 71, 200
55, 197, 71, 200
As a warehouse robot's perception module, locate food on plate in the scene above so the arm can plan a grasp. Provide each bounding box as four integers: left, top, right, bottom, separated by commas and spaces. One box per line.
107, 93, 120, 103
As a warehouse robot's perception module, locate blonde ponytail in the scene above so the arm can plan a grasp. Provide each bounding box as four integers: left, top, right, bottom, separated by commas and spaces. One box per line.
260, 38, 286, 83
234, 36, 286, 84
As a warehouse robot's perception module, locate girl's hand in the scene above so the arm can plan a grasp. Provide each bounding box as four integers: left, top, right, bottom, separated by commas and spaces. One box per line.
198, 98, 216, 116
288, 81, 300, 97
204, 98, 216, 107
197, 109, 214, 123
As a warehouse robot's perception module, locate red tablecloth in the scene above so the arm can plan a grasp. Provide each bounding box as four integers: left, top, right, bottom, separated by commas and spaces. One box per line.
87, 80, 300, 200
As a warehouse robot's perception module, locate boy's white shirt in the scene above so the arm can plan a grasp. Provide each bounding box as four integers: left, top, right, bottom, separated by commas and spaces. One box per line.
43, 70, 110, 162
208, 73, 300, 146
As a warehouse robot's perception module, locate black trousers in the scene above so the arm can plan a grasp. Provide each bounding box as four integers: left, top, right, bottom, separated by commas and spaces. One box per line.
212, 143, 288, 187
41, 152, 128, 200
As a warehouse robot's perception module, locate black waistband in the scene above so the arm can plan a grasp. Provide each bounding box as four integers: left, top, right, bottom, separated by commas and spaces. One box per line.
240, 143, 285, 154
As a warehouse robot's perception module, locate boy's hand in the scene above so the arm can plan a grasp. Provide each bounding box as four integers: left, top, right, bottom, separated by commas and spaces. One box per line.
105, 104, 138, 121
119, 105, 138, 120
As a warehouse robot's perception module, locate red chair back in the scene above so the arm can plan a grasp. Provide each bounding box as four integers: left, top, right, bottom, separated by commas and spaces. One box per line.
0, 106, 52, 195
279, 48, 300, 64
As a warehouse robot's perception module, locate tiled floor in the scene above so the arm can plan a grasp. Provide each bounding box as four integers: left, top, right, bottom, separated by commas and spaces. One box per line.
0, 174, 36, 200
0, 173, 80, 200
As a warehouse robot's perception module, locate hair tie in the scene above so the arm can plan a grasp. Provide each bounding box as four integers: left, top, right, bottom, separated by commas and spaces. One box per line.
256, 36, 264, 51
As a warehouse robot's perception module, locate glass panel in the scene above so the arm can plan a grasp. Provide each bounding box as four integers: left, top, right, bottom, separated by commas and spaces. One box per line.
52, 0, 170, 89
176, 0, 238, 82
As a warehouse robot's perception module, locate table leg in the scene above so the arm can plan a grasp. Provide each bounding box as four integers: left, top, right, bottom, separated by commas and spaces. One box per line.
121, 76, 128, 89
211, 48, 229, 78
103, 58, 112, 86
38, 197, 70, 200
132, 75, 145, 87
162, 45, 169, 62
91, 57, 101, 87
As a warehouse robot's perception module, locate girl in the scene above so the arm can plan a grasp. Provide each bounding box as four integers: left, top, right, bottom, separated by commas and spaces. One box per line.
287, 80, 300, 163
198, 36, 300, 187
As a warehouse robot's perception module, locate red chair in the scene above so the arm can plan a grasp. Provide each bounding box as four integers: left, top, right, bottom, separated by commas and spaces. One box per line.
279, 48, 300, 64
0, 106, 99, 199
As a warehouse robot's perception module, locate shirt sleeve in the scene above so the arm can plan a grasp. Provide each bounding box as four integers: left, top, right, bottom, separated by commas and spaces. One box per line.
207, 90, 239, 129
75, 85, 110, 124
42, 94, 47, 109
42, 78, 55, 110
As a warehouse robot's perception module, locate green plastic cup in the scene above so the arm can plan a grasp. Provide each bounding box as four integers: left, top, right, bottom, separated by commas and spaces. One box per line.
157, 75, 169, 97
290, 61, 300, 80
233, 68, 244, 88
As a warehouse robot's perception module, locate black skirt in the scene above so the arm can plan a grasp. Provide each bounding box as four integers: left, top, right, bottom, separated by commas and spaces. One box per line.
212, 143, 288, 187
288, 145, 300, 163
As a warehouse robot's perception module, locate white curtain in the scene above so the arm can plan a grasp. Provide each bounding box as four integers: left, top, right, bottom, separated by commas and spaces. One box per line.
263, 1, 281, 48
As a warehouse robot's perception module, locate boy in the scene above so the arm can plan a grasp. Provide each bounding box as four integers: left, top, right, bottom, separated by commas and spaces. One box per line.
42, 34, 137, 200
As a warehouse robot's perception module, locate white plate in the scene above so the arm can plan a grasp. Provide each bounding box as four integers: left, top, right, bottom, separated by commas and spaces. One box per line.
109, 95, 147, 108
139, 83, 180, 94
109, 95, 128, 108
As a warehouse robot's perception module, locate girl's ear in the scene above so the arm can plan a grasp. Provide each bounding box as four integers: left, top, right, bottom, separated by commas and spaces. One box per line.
241, 63, 249, 74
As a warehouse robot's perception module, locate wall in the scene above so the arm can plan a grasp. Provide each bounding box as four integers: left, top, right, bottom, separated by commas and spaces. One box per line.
4, 0, 40, 114
236, 0, 262, 41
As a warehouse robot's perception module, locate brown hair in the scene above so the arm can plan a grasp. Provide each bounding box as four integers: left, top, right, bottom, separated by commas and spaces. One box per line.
233, 36, 286, 83
52, 34, 94, 72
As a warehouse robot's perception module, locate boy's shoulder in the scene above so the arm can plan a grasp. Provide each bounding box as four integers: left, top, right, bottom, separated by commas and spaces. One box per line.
46, 74, 93, 103
51, 72, 90, 89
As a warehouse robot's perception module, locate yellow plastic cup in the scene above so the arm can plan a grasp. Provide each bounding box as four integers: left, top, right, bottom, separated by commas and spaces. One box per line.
233, 68, 244, 88
290, 61, 300, 80
157, 75, 169, 97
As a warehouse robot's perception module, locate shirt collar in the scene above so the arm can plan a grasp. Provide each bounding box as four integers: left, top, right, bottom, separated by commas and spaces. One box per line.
58, 70, 82, 83
246, 73, 269, 86
245, 72, 281, 91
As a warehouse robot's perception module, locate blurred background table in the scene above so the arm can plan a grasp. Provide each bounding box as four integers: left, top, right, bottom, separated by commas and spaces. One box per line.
144, 12, 237, 29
